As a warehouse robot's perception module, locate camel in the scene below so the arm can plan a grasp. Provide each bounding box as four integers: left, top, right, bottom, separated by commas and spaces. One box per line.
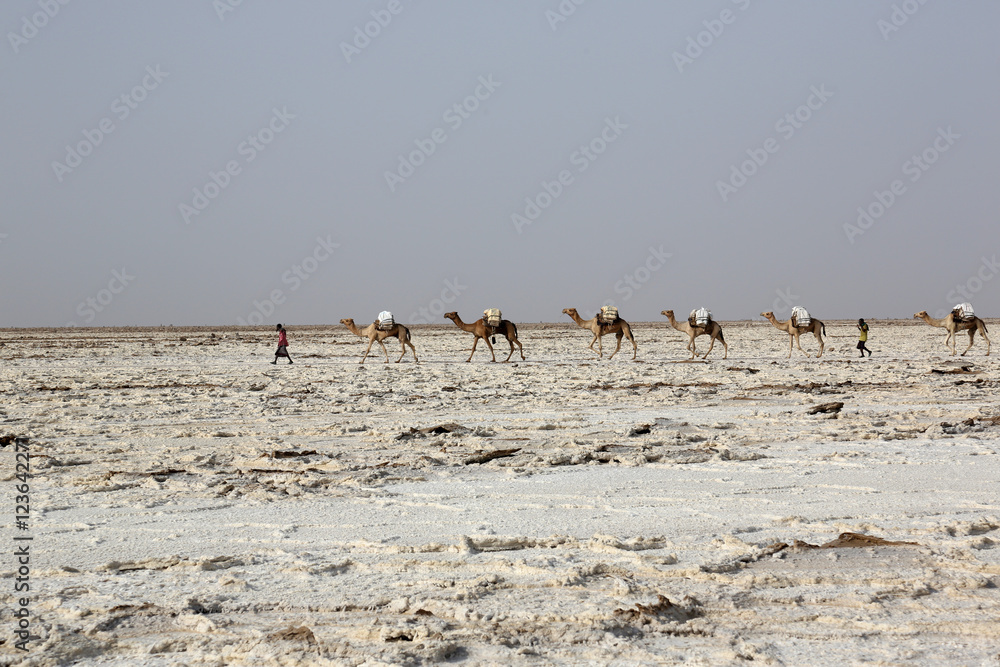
662, 310, 728, 359
340, 318, 418, 364
760, 311, 826, 358
914, 310, 990, 356
443, 312, 524, 363
562, 308, 637, 360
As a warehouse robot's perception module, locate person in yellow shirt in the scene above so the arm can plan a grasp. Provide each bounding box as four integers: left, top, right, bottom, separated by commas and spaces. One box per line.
856, 318, 872, 357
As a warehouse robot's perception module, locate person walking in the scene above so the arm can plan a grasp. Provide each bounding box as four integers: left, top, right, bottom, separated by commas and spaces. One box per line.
856, 318, 872, 357
273, 323, 293, 364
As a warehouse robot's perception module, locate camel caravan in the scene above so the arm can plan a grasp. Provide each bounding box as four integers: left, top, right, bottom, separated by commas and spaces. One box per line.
336, 301, 991, 363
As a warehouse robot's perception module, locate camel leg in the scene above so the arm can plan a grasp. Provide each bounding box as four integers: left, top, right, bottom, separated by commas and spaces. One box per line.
466, 336, 479, 363
982, 326, 991, 356
609, 332, 623, 360
361, 338, 376, 364
406, 335, 419, 363
787, 334, 793, 359
795, 333, 809, 357
815, 330, 824, 358
515, 337, 525, 360
961, 329, 976, 356
721, 338, 728, 359
395, 337, 406, 363
688, 334, 697, 359
702, 335, 715, 359
591, 333, 603, 358
503, 336, 515, 363
629, 332, 637, 360
378, 340, 390, 363
485, 336, 497, 362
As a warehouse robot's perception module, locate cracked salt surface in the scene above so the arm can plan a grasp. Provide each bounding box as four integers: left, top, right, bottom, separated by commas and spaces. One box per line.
2, 321, 999, 665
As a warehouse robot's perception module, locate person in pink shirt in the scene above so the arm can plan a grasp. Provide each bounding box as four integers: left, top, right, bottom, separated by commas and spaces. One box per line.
272, 324, 292, 364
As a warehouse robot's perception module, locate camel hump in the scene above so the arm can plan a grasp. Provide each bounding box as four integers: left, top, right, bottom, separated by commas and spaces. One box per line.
599, 305, 619, 324
953, 302, 975, 321
484, 308, 502, 327
376, 311, 395, 330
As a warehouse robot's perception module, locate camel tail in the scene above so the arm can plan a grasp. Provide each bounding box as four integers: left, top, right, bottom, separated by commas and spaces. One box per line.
511, 321, 518, 338
982, 320, 989, 334
821, 323, 826, 336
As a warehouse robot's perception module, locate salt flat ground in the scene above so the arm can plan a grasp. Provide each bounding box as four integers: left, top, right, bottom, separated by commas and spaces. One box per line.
1, 320, 999, 666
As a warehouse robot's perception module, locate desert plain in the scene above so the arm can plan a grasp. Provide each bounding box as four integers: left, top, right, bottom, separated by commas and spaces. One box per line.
1, 319, 999, 666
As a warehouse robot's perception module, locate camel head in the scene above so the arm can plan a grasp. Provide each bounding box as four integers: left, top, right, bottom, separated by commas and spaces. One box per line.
760, 311, 774, 320
339, 318, 354, 327
562, 308, 578, 318
661, 310, 674, 319
913, 311, 928, 319
443, 312, 459, 322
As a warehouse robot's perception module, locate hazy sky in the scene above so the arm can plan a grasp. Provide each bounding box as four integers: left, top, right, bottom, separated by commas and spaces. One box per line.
2, 1, 998, 327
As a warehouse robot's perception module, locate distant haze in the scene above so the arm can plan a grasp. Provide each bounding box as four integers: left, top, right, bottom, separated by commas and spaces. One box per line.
2, 1, 998, 327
